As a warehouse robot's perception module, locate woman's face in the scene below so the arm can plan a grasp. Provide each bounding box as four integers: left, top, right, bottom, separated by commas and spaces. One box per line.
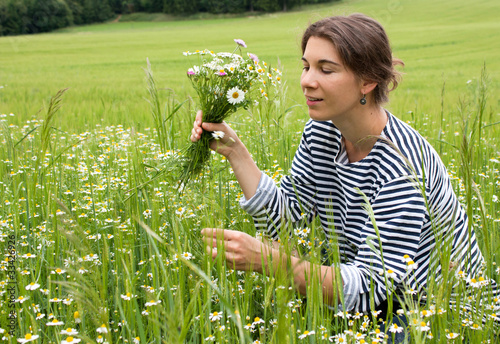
300, 36, 363, 123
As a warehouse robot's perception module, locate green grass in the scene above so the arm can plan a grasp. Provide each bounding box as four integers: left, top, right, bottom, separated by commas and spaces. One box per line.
0, 0, 499, 343
1, 0, 499, 132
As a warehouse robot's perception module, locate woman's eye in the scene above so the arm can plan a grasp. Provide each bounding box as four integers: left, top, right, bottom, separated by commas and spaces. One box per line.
302, 66, 309, 71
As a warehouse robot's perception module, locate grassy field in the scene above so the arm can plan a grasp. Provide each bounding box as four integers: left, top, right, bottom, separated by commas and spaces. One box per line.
0, 0, 499, 343
1, 0, 499, 131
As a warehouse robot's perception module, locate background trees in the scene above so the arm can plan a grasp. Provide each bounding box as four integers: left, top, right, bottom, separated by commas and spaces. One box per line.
0, 0, 337, 35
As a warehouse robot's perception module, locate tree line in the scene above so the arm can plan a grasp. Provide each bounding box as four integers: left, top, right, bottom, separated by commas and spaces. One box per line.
0, 0, 337, 36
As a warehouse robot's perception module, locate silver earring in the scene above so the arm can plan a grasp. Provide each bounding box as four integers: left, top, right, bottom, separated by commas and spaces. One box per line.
360, 94, 367, 105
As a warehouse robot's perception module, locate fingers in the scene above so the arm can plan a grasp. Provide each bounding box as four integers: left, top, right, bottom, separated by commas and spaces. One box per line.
190, 110, 203, 142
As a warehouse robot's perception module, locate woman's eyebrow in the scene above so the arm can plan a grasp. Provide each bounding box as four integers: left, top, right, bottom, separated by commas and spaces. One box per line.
301, 56, 341, 67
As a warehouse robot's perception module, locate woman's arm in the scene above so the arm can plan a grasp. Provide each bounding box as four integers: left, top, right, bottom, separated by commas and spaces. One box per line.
201, 228, 342, 305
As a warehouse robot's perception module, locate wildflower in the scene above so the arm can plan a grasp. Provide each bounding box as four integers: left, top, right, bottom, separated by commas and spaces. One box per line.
405, 260, 418, 271
175, 207, 185, 216
211, 131, 225, 140
63, 298, 73, 305
234, 38, 247, 48
467, 276, 482, 288
226, 87, 246, 105
61, 328, 78, 335
133, 337, 140, 344
298, 330, 315, 339
21, 253, 36, 259
470, 323, 481, 330
418, 321, 430, 331
17, 334, 39, 343
248, 53, 259, 62
36, 313, 45, 320
329, 333, 347, 343
74, 311, 81, 323
181, 252, 193, 260
385, 269, 397, 279
96, 324, 108, 333
420, 309, 434, 318
15, 296, 29, 303
205, 335, 215, 341
446, 333, 460, 339
252, 317, 265, 326
52, 268, 66, 275
47, 319, 64, 326
121, 293, 132, 300
25, 282, 40, 291
145, 300, 161, 307
209, 311, 223, 322
61, 336, 81, 344
96, 335, 104, 343
389, 323, 404, 333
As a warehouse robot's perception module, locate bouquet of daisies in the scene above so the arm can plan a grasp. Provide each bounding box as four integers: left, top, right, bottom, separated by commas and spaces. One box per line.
180, 39, 281, 185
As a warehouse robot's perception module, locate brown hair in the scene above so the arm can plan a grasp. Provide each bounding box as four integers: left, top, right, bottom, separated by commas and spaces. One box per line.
301, 13, 404, 105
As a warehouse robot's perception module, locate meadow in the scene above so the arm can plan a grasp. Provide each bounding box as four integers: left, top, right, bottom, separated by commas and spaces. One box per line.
0, 0, 499, 343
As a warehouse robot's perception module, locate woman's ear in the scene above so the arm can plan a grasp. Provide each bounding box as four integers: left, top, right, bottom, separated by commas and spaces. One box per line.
360, 80, 378, 95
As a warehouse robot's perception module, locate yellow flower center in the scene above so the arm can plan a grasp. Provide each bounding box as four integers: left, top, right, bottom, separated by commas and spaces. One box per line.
52, 319, 59, 323
25, 334, 32, 340
303, 331, 309, 335
232, 92, 239, 99
66, 328, 72, 332
67, 337, 74, 342
126, 293, 131, 297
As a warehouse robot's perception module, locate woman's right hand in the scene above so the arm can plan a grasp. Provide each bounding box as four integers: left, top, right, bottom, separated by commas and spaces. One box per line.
191, 110, 261, 199
190, 110, 242, 159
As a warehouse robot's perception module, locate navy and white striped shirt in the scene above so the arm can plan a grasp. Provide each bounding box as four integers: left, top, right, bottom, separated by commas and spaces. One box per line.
240, 111, 493, 312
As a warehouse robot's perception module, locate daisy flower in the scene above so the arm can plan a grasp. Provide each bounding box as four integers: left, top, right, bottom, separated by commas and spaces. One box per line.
446, 333, 460, 339
145, 300, 161, 307
209, 311, 223, 322
226, 87, 246, 105
211, 131, 225, 140
181, 252, 193, 260
25, 282, 40, 291
61, 328, 79, 335
121, 293, 133, 301
298, 330, 315, 339
47, 319, 64, 326
15, 296, 29, 303
385, 269, 398, 279
17, 334, 39, 343
133, 337, 140, 344
389, 323, 404, 333
74, 311, 81, 324
96, 324, 108, 333
61, 336, 81, 344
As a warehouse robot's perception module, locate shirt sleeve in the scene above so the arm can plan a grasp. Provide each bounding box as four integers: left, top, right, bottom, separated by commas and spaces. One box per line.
239, 126, 318, 239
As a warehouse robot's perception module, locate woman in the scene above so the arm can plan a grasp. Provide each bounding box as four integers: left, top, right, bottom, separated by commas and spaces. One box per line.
190, 13, 496, 321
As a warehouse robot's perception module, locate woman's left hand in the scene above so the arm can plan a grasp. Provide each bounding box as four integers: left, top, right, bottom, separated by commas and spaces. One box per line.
201, 228, 270, 273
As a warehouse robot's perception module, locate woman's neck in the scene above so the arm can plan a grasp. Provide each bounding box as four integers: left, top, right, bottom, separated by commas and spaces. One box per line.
337, 106, 387, 162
